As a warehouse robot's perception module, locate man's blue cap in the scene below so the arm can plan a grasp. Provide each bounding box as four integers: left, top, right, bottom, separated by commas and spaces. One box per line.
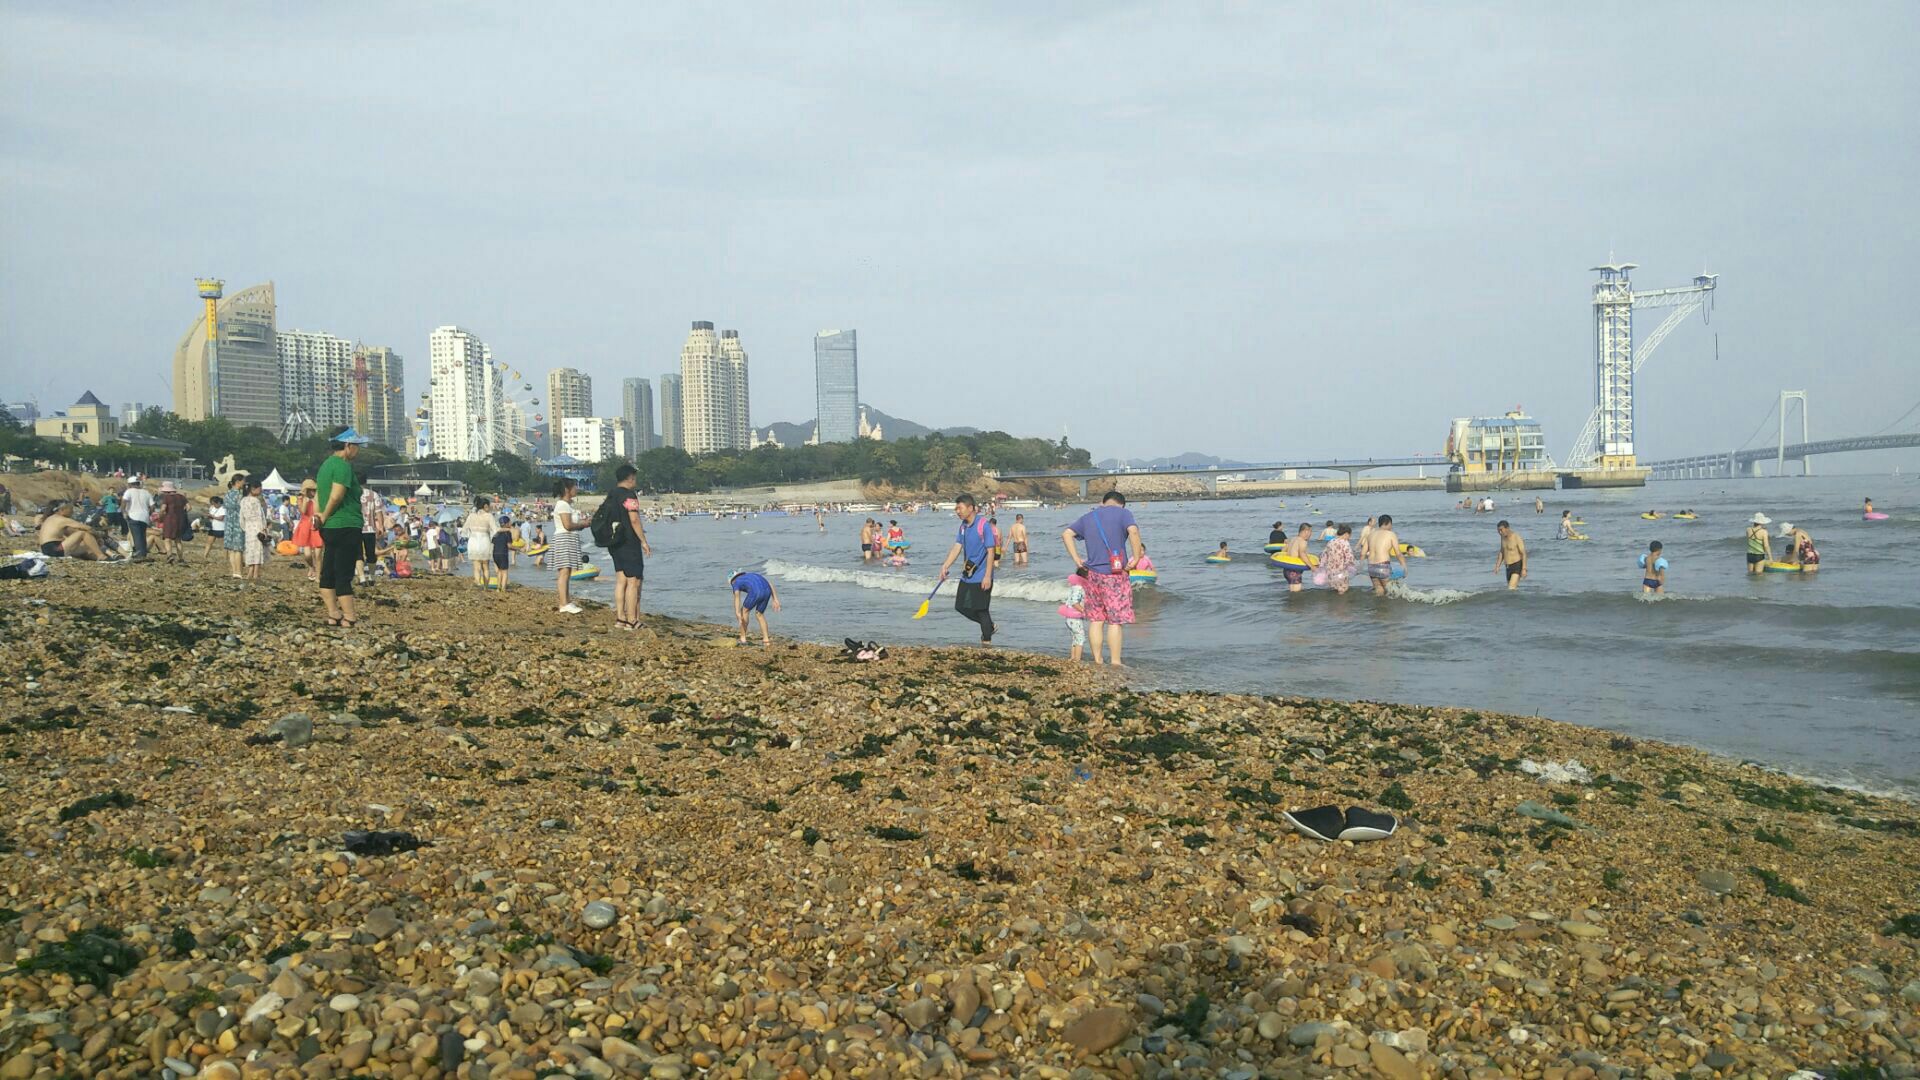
331, 427, 372, 445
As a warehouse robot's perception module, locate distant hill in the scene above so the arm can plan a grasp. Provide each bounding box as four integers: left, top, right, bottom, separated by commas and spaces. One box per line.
753, 404, 978, 446
1095, 452, 1250, 470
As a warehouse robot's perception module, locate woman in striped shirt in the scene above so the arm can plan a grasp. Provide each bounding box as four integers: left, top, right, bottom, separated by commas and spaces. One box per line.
549, 478, 587, 614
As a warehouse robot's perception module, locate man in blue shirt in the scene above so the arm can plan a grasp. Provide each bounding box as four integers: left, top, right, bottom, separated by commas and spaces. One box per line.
937, 494, 996, 643
1061, 490, 1143, 666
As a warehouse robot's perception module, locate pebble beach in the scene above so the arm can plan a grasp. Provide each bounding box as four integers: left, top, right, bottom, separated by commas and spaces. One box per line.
2, 561, 1917, 1080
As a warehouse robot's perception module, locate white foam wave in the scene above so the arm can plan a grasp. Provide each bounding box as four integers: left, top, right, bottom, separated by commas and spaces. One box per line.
763, 560, 1068, 604
1385, 582, 1474, 605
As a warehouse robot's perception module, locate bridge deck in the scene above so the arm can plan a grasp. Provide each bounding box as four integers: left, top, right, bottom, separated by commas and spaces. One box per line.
991, 457, 1443, 480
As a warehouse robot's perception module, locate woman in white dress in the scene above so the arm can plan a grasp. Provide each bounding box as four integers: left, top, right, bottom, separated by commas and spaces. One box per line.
239, 479, 269, 581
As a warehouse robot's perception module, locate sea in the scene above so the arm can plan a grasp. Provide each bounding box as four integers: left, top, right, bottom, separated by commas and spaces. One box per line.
564, 474, 1920, 797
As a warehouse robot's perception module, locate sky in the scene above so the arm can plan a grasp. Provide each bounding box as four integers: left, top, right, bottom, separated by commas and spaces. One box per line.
3, 3, 1918, 468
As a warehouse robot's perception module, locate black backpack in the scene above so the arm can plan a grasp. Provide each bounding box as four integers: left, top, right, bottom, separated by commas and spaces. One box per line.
590, 494, 626, 548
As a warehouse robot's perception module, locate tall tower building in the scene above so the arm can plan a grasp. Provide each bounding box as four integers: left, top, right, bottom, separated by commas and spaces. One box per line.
679, 322, 730, 454
171, 282, 281, 431
658, 373, 683, 450
358, 346, 407, 452
546, 368, 593, 459
427, 326, 494, 461
814, 329, 859, 443
622, 378, 655, 452
278, 330, 356, 434
720, 329, 750, 450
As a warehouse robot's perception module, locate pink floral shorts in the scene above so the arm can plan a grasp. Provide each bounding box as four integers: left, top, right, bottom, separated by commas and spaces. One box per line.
1082, 571, 1135, 624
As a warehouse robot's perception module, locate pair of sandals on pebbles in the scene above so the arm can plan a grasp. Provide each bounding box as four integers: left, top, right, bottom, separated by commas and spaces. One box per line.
840, 638, 888, 662
1281, 805, 1398, 842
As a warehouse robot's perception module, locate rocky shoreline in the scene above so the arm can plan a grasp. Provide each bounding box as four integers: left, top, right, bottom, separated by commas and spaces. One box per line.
2, 560, 1916, 1080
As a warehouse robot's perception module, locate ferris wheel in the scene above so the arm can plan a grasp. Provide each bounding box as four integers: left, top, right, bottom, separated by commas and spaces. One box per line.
411, 364, 548, 460
489, 363, 547, 459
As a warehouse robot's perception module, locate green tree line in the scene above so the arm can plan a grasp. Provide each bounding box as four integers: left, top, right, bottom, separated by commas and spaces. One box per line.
592, 431, 1090, 494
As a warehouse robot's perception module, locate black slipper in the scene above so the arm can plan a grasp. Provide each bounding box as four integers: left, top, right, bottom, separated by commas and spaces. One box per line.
1281, 805, 1346, 843
1338, 807, 1398, 842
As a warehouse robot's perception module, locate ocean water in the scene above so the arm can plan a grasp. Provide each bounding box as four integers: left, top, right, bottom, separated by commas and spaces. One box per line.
564, 475, 1920, 795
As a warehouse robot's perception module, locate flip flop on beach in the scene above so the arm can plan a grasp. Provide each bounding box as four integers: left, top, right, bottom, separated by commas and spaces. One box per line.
1282, 805, 1398, 842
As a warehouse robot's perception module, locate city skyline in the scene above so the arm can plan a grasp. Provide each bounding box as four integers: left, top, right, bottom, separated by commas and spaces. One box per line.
4, 7, 1917, 469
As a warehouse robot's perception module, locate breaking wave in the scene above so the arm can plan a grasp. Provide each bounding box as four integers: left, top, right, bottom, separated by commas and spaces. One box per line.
763, 560, 1068, 604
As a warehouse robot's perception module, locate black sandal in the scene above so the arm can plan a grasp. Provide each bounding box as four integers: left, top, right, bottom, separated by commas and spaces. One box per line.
339, 618, 357, 629
325, 617, 342, 627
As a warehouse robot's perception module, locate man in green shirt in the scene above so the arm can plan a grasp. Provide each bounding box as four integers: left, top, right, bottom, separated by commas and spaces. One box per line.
316, 428, 370, 626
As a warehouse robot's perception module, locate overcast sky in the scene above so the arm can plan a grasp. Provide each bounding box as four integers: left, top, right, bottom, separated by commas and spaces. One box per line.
3, 3, 1917, 467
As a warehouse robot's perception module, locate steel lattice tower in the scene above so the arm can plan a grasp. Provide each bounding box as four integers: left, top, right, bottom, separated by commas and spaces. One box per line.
1591, 263, 1638, 469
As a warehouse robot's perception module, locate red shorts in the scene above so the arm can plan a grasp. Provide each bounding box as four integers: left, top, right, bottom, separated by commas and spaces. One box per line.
1082, 571, 1134, 624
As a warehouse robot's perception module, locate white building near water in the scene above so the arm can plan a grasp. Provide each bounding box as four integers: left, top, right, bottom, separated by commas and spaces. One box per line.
427, 326, 495, 461
561, 416, 628, 463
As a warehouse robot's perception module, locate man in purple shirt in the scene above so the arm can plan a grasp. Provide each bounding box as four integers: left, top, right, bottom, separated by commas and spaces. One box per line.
1060, 490, 1144, 666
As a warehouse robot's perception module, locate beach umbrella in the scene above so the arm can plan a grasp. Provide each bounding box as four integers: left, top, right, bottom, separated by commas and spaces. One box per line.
435, 507, 461, 523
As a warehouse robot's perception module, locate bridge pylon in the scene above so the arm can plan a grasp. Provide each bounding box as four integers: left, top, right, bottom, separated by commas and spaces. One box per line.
1777, 390, 1809, 477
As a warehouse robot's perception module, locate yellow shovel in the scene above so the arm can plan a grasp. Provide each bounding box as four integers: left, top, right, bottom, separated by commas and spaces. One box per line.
911, 580, 945, 620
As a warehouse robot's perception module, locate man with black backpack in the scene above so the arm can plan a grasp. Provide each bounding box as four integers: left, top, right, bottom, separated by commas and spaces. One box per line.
592, 465, 653, 630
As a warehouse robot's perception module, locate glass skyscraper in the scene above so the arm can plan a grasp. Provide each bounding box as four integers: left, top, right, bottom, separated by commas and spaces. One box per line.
622, 378, 655, 451
814, 329, 859, 443
658, 373, 683, 450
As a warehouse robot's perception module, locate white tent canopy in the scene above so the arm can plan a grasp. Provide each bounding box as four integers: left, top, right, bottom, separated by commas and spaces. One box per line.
415, 483, 434, 497
260, 468, 295, 491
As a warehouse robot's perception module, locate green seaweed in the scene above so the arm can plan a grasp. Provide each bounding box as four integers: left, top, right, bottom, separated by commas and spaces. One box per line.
1748, 866, 1809, 904
15, 926, 142, 987
1377, 782, 1414, 811
1174, 994, 1210, 1040
58, 790, 135, 822
865, 825, 923, 842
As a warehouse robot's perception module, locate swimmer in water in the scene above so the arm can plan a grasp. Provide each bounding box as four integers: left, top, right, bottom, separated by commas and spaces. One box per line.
1281, 522, 1311, 592
1010, 514, 1030, 565
1215, 540, 1230, 560
1558, 510, 1575, 539
1745, 513, 1773, 574
1358, 516, 1376, 554
1319, 523, 1356, 594
1268, 521, 1287, 546
1864, 497, 1875, 515
1361, 514, 1406, 594
1494, 519, 1527, 590
1639, 540, 1667, 595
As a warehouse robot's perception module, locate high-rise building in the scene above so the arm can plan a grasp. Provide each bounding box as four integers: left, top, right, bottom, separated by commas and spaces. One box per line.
358, 346, 407, 453
658, 373, 683, 450
278, 330, 357, 435
1, 401, 37, 427
622, 378, 655, 453
427, 326, 495, 461
171, 281, 281, 431
679, 322, 728, 454
547, 368, 593, 459
814, 329, 859, 443
720, 329, 750, 450
561, 416, 624, 463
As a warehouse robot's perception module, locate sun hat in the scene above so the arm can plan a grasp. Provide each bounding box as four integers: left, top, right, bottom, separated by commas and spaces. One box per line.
1779, 522, 1796, 536
330, 427, 372, 445
159, 480, 177, 492
1749, 512, 1771, 525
